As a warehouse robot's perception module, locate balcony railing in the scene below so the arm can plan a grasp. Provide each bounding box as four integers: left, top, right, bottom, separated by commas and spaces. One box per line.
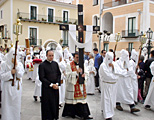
18, 12, 78, 25
103, 0, 142, 9
122, 29, 139, 38
29, 38, 42, 46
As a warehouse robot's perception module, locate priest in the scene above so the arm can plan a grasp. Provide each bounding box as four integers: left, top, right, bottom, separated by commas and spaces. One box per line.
39, 50, 61, 120
62, 52, 93, 119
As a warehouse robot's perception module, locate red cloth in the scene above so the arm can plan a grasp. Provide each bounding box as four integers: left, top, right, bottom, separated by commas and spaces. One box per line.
27, 63, 33, 68
70, 61, 87, 100
33, 59, 42, 63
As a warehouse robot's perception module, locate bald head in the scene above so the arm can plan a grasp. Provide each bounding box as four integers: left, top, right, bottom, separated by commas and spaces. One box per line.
46, 50, 54, 61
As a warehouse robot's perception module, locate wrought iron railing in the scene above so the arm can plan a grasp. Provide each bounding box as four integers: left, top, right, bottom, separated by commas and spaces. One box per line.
18, 12, 78, 25
103, 0, 142, 9
29, 38, 42, 46
122, 29, 139, 38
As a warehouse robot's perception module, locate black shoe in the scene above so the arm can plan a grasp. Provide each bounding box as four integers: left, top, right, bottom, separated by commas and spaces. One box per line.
83, 116, 93, 120
134, 101, 138, 105
131, 108, 140, 113
106, 118, 112, 120
40, 97, 42, 102
116, 105, 123, 111
33, 96, 37, 101
145, 105, 151, 110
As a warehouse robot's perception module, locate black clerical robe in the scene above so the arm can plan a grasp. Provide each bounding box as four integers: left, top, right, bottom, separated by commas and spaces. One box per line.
39, 60, 61, 120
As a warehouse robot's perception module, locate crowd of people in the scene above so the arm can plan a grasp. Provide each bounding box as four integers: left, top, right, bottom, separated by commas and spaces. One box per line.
0, 44, 154, 120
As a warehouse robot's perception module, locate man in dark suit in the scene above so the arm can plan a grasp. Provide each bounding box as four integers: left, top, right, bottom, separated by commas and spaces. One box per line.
98, 50, 106, 69
144, 50, 154, 99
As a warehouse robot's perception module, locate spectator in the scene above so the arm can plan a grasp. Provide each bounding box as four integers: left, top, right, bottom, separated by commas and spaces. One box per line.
93, 48, 101, 89
137, 55, 145, 103
144, 50, 154, 97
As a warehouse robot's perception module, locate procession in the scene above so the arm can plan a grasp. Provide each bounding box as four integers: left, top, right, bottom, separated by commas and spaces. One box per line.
1, 0, 154, 120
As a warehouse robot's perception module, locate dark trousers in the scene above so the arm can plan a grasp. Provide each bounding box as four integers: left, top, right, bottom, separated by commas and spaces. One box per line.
95, 68, 99, 87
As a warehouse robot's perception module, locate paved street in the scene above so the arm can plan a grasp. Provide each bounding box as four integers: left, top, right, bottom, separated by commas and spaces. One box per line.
21, 73, 154, 120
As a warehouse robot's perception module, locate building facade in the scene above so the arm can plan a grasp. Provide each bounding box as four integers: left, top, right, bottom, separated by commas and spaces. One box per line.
72, 0, 154, 58
0, 0, 77, 50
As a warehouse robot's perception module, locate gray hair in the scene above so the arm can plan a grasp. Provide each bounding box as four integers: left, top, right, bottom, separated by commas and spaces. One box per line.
89, 53, 94, 58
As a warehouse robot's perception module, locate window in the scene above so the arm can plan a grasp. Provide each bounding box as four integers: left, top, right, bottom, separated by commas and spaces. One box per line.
48, 8, 54, 22
63, 31, 68, 46
30, 6, 37, 20
63, 11, 68, 23
29, 28, 37, 45
47, 43, 57, 50
128, 42, 133, 52
1, 10, 3, 19
104, 43, 109, 52
93, 43, 97, 48
93, 16, 98, 34
128, 17, 136, 37
93, 0, 98, 5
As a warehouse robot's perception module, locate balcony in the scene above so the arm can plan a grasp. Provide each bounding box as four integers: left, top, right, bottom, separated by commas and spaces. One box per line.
18, 12, 78, 25
122, 29, 139, 38
29, 38, 42, 46
103, 0, 142, 9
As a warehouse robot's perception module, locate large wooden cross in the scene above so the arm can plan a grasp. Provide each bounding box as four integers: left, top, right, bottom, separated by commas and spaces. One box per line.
60, 4, 100, 84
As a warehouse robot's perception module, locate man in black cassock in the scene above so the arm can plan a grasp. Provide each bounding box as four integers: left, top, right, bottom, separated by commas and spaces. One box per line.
39, 50, 61, 120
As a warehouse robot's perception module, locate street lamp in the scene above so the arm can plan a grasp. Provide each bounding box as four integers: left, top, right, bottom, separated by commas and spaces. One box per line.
139, 32, 147, 45
13, 19, 22, 35
146, 28, 153, 58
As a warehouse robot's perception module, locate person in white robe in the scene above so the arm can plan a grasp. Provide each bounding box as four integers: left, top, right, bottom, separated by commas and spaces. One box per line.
99, 52, 127, 120
19, 48, 25, 65
58, 57, 66, 107
86, 53, 96, 95
32, 55, 40, 82
116, 49, 140, 113
64, 47, 71, 64
54, 44, 67, 107
25, 55, 33, 80
30, 46, 34, 58
130, 49, 138, 103
54, 43, 63, 63
40, 47, 46, 62
33, 55, 42, 102
144, 61, 154, 109
0, 47, 24, 120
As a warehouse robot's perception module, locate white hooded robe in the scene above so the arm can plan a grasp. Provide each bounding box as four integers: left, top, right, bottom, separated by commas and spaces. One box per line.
0, 48, 24, 120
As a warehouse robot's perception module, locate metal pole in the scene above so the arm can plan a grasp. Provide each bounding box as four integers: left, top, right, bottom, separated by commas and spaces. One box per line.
99, 0, 103, 53
148, 39, 151, 59
99, 35, 101, 52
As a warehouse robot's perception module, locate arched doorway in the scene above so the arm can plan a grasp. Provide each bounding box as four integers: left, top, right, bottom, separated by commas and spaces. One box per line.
102, 12, 113, 33
43, 39, 58, 50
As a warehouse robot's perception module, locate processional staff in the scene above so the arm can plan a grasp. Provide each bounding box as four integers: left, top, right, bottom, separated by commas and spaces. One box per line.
114, 32, 121, 60
12, 18, 23, 86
